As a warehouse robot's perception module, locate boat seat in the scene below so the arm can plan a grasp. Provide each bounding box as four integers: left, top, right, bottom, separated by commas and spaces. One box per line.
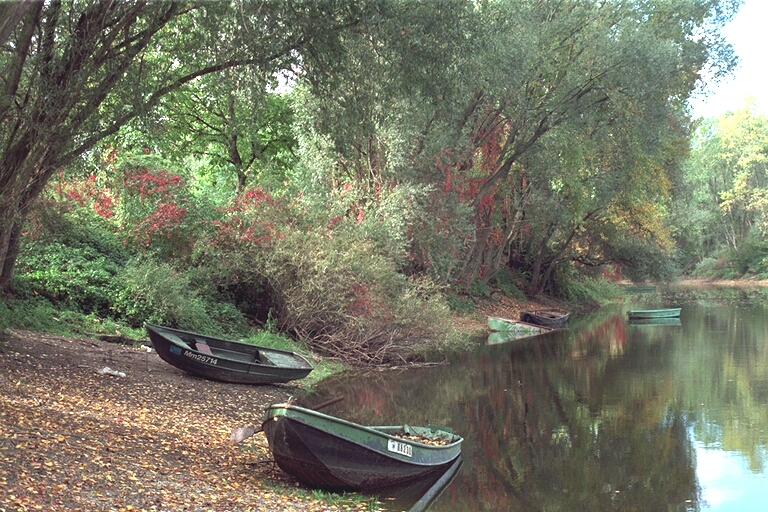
195, 341, 214, 356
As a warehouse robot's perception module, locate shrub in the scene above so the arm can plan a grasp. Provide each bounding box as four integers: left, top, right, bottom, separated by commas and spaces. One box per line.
15, 241, 119, 314
468, 279, 491, 298
492, 268, 526, 300
446, 293, 475, 313
692, 256, 728, 278
559, 276, 623, 305
196, 196, 453, 365
112, 258, 224, 331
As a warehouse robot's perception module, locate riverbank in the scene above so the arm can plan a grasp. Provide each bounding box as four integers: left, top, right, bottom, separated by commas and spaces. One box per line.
0, 329, 381, 512
0, 288, 590, 512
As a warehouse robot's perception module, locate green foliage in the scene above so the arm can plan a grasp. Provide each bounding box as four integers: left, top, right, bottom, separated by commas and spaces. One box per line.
15, 241, 119, 314
492, 268, 526, 300
31, 207, 127, 262
732, 233, 768, 276
446, 294, 475, 314
196, 194, 453, 364
0, 298, 143, 339
691, 233, 768, 279
468, 279, 491, 298
559, 276, 623, 305
691, 256, 729, 279
111, 258, 245, 332
676, 105, 768, 272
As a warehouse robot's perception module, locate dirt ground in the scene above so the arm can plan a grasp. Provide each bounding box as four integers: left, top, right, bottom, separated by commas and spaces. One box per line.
0, 330, 377, 512
451, 292, 572, 334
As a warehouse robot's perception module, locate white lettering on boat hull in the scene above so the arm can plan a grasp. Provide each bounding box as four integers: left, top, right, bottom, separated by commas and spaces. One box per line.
183, 350, 218, 365
387, 439, 413, 457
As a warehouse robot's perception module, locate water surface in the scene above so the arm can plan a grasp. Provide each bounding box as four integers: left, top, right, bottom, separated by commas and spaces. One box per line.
310, 299, 768, 511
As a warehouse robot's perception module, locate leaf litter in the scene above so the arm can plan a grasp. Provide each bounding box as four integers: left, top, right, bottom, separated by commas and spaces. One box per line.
0, 329, 383, 511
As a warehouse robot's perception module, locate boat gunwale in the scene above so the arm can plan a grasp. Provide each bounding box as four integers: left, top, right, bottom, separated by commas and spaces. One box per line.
626, 308, 682, 318
266, 403, 463, 453
524, 309, 569, 318
147, 324, 313, 370
487, 316, 553, 331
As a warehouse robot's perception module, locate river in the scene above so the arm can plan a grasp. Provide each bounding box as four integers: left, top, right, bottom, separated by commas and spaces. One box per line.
308, 292, 768, 511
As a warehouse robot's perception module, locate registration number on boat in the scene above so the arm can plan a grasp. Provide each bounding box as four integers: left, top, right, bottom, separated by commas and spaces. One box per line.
387, 439, 413, 457
183, 350, 218, 365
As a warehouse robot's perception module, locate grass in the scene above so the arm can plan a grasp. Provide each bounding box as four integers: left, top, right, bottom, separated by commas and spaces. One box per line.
0, 298, 347, 388
0, 297, 145, 340
261, 480, 383, 511
241, 330, 347, 389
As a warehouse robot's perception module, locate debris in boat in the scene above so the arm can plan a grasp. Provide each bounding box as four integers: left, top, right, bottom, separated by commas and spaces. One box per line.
391, 432, 454, 446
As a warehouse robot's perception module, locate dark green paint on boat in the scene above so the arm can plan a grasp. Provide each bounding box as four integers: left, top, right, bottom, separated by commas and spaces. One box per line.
629, 317, 682, 326
262, 403, 463, 491
520, 310, 570, 328
147, 324, 312, 384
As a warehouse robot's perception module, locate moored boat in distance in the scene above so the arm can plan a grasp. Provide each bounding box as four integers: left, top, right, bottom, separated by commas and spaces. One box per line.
627, 308, 681, 319
262, 403, 463, 491
146, 324, 313, 384
629, 317, 682, 326
520, 309, 570, 328
487, 316, 554, 337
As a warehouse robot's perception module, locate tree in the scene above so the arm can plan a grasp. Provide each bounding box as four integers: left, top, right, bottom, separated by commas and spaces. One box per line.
0, 0, 367, 292
674, 103, 768, 272
296, 0, 738, 291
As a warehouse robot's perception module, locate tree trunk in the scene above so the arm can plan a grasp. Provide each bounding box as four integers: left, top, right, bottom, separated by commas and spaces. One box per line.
0, 221, 23, 292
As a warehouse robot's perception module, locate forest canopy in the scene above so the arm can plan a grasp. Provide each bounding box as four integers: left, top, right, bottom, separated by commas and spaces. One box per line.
0, 0, 741, 362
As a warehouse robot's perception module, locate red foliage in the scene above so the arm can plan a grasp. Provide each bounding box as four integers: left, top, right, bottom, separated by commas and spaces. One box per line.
327, 215, 343, 231
54, 173, 116, 219
93, 192, 115, 219
137, 203, 187, 247
211, 188, 285, 249
489, 228, 504, 247
229, 187, 275, 213
348, 283, 373, 317
124, 169, 183, 200
355, 207, 366, 225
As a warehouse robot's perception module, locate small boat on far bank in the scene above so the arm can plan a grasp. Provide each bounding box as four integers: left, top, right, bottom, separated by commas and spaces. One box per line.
629, 317, 682, 327
147, 324, 313, 385
520, 309, 570, 328
262, 403, 463, 491
487, 316, 554, 336
627, 308, 681, 319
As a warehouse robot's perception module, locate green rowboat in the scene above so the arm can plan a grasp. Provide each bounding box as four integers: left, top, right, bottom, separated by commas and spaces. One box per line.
262, 403, 463, 491
629, 317, 682, 326
487, 316, 553, 335
626, 308, 681, 319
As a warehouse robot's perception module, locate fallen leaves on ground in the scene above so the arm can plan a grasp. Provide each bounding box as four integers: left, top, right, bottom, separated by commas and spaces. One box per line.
0, 330, 382, 512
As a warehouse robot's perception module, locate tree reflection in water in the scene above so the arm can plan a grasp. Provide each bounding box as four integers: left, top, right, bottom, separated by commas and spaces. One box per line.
307, 302, 768, 511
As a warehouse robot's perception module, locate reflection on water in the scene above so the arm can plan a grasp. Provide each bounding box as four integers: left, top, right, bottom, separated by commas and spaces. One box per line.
309, 299, 768, 511
374, 457, 464, 512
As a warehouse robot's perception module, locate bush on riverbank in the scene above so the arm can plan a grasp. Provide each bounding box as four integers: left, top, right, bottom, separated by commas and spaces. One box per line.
7, 176, 454, 366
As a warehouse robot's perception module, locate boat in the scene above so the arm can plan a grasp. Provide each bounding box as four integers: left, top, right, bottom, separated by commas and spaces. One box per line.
629, 317, 682, 326
262, 403, 463, 491
487, 316, 553, 336
626, 308, 681, 319
146, 324, 313, 384
487, 327, 551, 345
520, 310, 570, 328
382, 455, 463, 512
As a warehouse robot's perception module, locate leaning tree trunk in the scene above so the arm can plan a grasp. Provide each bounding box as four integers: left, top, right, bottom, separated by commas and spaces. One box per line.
0, 222, 23, 292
